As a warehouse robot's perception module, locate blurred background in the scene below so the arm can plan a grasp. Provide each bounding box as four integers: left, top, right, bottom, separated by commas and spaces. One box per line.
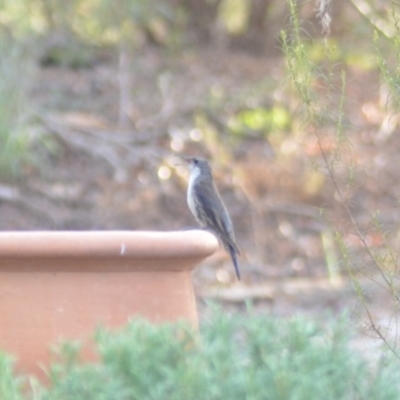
0, 0, 399, 348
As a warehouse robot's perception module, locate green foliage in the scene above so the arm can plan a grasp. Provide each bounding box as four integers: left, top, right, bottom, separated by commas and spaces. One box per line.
0, 312, 391, 399
0, 354, 24, 400
281, 0, 322, 120
281, 0, 352, 193
39, 365, 127, 400
0, 37, 35, 177
95, 322, 197, 399
375, 26, 400, 110
40, 39, 98, 69
0, 0, 177, 47
218, 0, 249, 35
281, 0, 400, 358
75, 0, 172, 45
228, 106, 291, 137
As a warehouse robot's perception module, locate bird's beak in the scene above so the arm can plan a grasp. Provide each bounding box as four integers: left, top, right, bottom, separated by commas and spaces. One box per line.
174, 155, 190, 166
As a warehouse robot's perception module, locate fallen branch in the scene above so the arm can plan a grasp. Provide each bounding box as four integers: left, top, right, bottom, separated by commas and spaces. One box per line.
199, 276, 346, 302
0, 184, 55, 224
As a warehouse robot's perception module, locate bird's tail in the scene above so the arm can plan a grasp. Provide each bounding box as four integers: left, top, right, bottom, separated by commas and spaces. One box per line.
227, 243, 241, 281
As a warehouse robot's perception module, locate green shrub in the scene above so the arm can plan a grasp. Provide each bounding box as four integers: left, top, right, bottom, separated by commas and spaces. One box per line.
2, 312, 391, 400
0, 354, 24, 400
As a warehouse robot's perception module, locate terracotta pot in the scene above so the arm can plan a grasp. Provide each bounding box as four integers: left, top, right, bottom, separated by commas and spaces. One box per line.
0, 230, 218, 377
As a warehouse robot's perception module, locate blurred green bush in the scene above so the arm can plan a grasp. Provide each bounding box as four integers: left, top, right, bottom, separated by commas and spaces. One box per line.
1, 311, 399, 399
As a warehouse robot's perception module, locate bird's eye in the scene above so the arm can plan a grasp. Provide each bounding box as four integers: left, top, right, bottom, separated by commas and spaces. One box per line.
193, 158, 199, 164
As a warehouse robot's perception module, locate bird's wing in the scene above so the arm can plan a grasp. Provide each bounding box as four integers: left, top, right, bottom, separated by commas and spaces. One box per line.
193, 180, 240, 255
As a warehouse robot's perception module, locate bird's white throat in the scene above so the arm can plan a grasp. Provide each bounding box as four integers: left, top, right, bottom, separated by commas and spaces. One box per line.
187, 166, 201, 217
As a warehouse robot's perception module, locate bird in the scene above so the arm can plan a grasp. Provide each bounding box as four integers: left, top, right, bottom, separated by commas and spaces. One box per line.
180, 156, 241, 280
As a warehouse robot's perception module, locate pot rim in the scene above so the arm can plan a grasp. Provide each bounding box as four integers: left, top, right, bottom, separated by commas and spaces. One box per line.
0, 230, 218, 260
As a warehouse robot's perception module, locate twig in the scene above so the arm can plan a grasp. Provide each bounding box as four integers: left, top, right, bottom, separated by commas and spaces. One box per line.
40, 113, 168, 165
118, 40, 134, 129
317, 133, 400, 303
0, 184, 55, 224
350, 0, 396, 39
48, 121, 124, 171
200, 276, 346, 303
